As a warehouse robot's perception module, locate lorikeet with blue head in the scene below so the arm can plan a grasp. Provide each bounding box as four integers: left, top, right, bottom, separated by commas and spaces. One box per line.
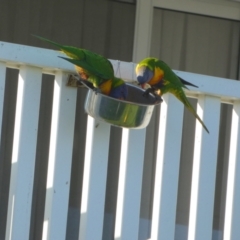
136, 57, 209, 133
33, 35, 127, 100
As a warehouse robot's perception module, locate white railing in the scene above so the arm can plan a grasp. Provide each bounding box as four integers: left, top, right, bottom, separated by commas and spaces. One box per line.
0, 41, 239, 240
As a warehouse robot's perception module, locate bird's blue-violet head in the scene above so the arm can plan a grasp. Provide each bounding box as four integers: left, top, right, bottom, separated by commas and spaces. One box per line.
136, 66, 153, 84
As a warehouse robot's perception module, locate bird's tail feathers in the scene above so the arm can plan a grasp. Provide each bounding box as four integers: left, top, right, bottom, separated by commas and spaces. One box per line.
179, 77, 198, 88
32, 34, 63, 49
32, 34, 83, 59
176, 91, 209, 133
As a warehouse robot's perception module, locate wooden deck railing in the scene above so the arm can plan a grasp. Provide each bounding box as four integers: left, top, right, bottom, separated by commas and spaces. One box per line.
0, 41, 239, 240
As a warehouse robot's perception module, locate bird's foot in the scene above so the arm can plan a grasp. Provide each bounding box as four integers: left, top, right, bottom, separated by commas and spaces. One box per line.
142, 88, 163, 103
67, 74, 95, 89
67, 74, 82, 87
153, 94, 163, 103
92, 87, 101, 95
79, 80, 94, 89
142, 88, 153, 97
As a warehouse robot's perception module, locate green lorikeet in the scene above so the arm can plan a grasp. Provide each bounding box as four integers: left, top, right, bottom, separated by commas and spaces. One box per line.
136, 57, 209, 133
34, 35, 127, 100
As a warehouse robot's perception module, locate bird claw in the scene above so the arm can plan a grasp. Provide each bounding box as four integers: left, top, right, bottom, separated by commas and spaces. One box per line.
142, 88, 152, 97
92, 87, 101, 95
154, 94, 163, 103
79, 80, 94, 89
142, 88, 163, 103
67, 74, 96, 90
67, 74, 82, 87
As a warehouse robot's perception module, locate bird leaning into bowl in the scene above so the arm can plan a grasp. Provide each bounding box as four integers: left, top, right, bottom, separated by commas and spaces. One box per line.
135, 57, 209, 133
33, 35, 127, 100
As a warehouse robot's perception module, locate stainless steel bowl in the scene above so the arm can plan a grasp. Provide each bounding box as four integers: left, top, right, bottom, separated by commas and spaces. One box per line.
83, 82, 161, 129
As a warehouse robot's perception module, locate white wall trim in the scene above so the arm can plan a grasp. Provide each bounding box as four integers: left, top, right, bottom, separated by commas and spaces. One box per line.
152, 0, 240, 20
132, 0, 153, 61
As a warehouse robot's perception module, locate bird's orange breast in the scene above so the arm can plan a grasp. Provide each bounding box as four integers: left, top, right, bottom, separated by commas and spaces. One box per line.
148, 67, 164, 86
99, 79, 112, 95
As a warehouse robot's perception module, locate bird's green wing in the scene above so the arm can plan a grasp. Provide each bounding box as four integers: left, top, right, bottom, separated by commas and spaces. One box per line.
156, 59, 198, 89
82, 49, 114, 79
33, 35, 114, 80
155, 60, 184, 87
59, 56, 113, 80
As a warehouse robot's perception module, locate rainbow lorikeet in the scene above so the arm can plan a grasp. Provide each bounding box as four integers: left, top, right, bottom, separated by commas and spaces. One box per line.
136, 57, 209, 133
34, 35, 127, 100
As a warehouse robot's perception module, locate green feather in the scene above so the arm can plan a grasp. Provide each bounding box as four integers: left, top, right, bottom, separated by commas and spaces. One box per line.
112, 77, 125, 88
32, 34, 85, 59
33, 35, 127, 99
170, 87, 209, 133
59, 57, 113, 86
137, 57, 209, 133
33, 35, 114, 86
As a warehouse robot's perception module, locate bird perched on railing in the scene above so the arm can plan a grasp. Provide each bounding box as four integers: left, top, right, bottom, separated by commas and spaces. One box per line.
33, 35, 127, 100
136, 57, 209, 133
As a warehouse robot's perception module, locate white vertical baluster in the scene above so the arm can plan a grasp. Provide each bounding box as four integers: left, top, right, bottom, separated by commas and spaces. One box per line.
79, 116, 110, 240
6, 66, 42, 240
42, 72, 77, 240
224, 100, 240, 240
188, 96, 221, 240
0, 62, 6, 142
150, 94, 184, 240
114, 128, 146, 240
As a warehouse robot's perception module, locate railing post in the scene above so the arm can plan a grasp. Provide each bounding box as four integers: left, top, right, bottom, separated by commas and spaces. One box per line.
42, 72, 77, 240
6, 66, 42, 240
224, 100, 240, 240
150, 93, 184, 240
79, 117, 111, 240
188, 96, 221, 240
114, 128, 146, 240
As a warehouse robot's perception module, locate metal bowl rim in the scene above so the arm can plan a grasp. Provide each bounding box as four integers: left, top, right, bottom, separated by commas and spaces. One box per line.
82, 81, 161, 107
